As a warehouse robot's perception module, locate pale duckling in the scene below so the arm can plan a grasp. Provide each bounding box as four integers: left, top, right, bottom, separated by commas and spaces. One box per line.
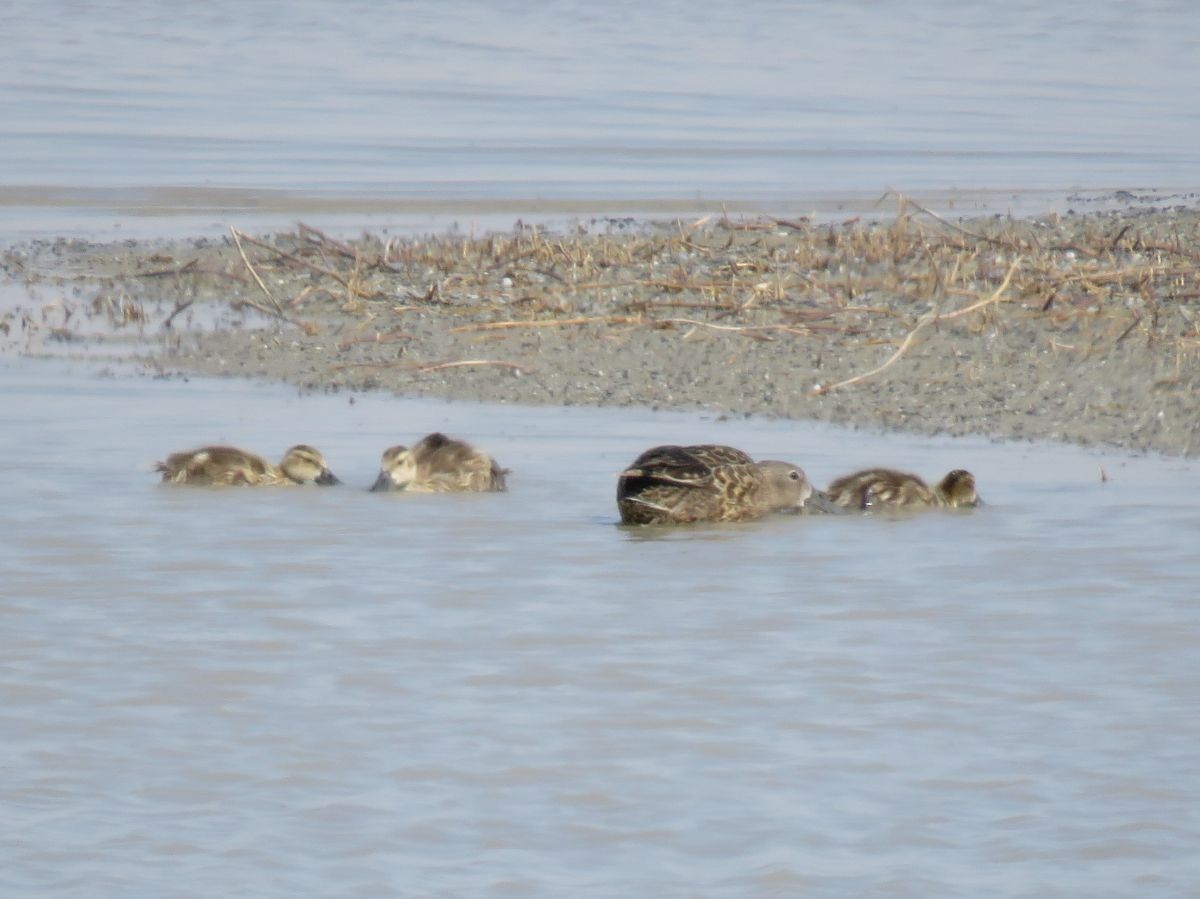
824, 468, 981, 511
369, 432, 507, 493
617, 443, 832, 525
156, 444, 340, 486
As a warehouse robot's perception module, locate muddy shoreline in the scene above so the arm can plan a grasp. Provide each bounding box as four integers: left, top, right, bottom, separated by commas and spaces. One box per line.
4, 197, 1199, 456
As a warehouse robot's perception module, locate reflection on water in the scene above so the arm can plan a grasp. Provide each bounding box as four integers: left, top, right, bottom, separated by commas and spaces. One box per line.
2, 357, 1198, 895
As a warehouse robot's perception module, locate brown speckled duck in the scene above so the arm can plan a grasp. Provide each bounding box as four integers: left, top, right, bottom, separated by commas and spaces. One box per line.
369, 432, 507, 493
155, 444, 340, 487
617, 444, 830, 525
825, 468, 981, 511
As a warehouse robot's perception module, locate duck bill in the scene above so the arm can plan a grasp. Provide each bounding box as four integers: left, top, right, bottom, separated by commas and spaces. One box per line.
369, 471, 396, 492
316, 469, 341, 486
805, 490, 846, 515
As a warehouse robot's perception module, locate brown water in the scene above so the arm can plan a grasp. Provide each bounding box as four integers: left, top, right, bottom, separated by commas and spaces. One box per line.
2, 356, 1199, 896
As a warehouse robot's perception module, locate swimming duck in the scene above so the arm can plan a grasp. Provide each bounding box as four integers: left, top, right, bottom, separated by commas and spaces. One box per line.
824, 468, 981, 511
369, 432, 507, 493
617, 443, 827, 524
155, 444, 341, 486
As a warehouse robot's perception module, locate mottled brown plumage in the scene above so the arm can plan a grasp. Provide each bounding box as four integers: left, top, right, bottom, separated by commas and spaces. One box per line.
155, 444, 340, 486
370, 432, 507, 493
616, 444, 817, 525
825, 467, 981, 511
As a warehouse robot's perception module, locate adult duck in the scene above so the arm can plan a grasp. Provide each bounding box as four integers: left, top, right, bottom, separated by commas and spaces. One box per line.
617, 444, 828, 525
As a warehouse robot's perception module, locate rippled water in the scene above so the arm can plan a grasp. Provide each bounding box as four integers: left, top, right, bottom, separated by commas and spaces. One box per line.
3, 0, 1200, 238
4, 7, 1200, 887
2, 357, 1198, 895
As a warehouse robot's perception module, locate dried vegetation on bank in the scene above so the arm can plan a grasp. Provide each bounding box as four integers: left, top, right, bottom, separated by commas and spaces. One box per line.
4, 194, 1199, 454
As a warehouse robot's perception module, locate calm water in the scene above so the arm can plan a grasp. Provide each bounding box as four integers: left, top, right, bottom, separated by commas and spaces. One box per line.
3, 0, 1200, 238
2, 356, 1198, 896
3, 4, 1200, 893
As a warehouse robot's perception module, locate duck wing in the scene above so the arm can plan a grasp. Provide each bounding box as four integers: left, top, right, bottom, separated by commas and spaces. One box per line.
619, 445, 719, 488
682, 444, 756, 467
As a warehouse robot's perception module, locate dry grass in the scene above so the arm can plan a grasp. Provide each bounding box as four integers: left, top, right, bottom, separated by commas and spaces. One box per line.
12, 200, 1199, 383
208, 204, 1195, 357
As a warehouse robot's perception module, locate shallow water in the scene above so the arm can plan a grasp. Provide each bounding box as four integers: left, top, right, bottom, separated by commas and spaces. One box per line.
3, 0, 1200, 238
2, 356, 1198, 895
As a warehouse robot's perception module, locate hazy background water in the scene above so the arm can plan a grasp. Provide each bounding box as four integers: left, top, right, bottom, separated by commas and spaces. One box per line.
2, 0, 1199, 237
2, 358, 1199, 896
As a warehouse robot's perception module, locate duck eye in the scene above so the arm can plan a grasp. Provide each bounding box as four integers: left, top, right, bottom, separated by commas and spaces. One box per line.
789, 470, 801, 481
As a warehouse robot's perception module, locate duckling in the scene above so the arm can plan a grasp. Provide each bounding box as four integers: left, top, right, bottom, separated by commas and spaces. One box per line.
616, 443, 822, 525
369, 432, 507, 493
156, 444, 340, 486
934, 469, 982, 508
825, 467, 981, 511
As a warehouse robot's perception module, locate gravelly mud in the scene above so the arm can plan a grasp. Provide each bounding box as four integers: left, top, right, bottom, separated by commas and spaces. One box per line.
5, 198, 1199, 456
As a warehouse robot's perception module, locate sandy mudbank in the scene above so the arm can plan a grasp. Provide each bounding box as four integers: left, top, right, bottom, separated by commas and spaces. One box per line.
4, 197, 1199, 456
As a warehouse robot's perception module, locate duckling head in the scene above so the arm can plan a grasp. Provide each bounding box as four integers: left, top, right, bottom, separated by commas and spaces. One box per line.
280, 445, 341, 486
755, 460, 816, 512
938, 469, 981, 507
370, 445, 418, 492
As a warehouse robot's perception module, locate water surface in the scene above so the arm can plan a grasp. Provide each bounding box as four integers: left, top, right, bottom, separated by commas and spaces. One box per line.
2, 0, 1199, 237
5, 7, 1199, 891
2, 358, 1198, 896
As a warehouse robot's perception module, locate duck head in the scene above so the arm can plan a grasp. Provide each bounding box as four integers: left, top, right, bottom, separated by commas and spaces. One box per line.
280, 445, 341, 486
938, 469, 981, 507
756, 460, 845, 514
755, 460, 814, 512
370, 445, 418, 492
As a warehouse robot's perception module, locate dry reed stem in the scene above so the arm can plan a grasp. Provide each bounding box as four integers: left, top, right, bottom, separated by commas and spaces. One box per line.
624, 300, 737, 312
134, 263, 248, 285
1048, 264, 1183, 287
1113, 315, 1143, 344
811, 310, 938, 396
331, 361, 404, 372
228, 296, 292, 321
450, 315, 643, 332
196, 213, 1196, 357
298, 223, 358, 259
229, 227, 283, 316
134, 259, 200, 278
235, 229, 378, 298
936, 256, 1023, 322
416, 359, 529, 373
654, 317, 774, 340
884, 190, 1019, 249
162, 298, 196, 329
